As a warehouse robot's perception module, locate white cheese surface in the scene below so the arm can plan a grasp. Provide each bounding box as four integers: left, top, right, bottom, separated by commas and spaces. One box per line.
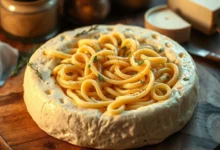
23, 24, 199, 149
148, 9, 190, 29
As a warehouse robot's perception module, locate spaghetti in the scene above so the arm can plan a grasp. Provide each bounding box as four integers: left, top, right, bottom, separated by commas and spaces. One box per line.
45, 31, 179, 115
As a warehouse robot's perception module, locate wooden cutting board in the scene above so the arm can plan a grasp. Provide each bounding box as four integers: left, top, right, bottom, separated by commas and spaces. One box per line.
0, 62, 219, 150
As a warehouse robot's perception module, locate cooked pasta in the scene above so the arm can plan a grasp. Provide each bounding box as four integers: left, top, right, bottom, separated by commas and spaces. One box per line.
45, 31, 179, 115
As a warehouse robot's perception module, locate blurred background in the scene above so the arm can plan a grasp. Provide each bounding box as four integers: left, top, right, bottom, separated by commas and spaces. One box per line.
0, 0, 166, 44
60, 0, 166, 31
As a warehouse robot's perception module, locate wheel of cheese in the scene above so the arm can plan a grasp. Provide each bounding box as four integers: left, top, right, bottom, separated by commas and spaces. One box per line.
23, 24, 199, 149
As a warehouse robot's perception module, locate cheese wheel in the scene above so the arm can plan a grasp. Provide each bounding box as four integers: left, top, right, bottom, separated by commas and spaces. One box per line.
23, 24, 199, 149
144, 5, 191, 43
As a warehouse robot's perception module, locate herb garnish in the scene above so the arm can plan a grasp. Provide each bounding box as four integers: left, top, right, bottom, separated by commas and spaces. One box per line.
183, 77, 189, 81
98, 74, 105, 82
140, 80, 145, 84
137, 60, 144, 66
88, 64, 91, 68
75, 25, 98, 37
10, 46, 39, 76
122, 46, 127, 51
10, 54, 29, 76
159, 48, 165, 53
125, 52, 131, 57
130, 72, 136, 76
27, 62, 42, 80
93, 56, 99, 63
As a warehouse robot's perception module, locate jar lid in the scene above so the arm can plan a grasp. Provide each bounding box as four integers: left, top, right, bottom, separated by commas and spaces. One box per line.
0, 0, 58, 14
144, 5, 191, 43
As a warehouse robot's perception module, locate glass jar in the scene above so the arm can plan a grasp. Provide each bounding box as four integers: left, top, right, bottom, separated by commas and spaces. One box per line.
0, 0, 58, 42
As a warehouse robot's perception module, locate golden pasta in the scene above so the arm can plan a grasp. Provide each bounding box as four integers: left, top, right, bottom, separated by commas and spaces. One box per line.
46, 31, 180, 115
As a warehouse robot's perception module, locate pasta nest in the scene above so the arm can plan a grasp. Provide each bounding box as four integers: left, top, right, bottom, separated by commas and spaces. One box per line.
44, 31, 179, 115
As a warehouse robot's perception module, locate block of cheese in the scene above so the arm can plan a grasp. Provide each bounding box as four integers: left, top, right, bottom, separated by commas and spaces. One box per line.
168, 0, 220, 35
145, 5, 191, 43
23, 24, 199, 149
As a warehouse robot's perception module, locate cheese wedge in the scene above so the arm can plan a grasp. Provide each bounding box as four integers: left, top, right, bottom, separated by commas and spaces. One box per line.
168, 0, 220, 35
145, 5, 191, 43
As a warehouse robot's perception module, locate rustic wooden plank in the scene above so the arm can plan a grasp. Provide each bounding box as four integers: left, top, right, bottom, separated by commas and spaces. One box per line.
0, 67, 25, 98
0, 95, 48, 146
11, 136, 91, 150
0, 135, 12, 150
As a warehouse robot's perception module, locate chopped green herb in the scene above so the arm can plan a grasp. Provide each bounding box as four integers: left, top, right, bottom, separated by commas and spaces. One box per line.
137, 60, 144, 66
140, 80, 145, 84
125, 52, 131, 57
88, 64, 91, 68
97, 49, 101, 52
98, 74, 105, 82
122, 46, 127, 51
159, 48, 165, 53
27, 62, 42, 80
75, 25, 98, 37
183, 77, 189, 81
93, 56, 99, 63
10, 54, 29, 76
166, 76, 170, 80
10, 46, 39, 76
130, 72, 136, 76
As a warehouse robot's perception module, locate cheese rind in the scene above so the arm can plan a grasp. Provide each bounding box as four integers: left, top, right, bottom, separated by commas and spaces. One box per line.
23, 25, 199, 149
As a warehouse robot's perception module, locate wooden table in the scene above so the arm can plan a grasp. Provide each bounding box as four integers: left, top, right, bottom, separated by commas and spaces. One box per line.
0, 0, 220, 149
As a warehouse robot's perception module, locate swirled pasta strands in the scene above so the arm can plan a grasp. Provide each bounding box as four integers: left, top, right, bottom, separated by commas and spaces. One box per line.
46, 31, 180, 115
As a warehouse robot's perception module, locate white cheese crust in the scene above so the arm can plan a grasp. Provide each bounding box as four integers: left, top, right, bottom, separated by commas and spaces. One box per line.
23, 24, 199, 149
